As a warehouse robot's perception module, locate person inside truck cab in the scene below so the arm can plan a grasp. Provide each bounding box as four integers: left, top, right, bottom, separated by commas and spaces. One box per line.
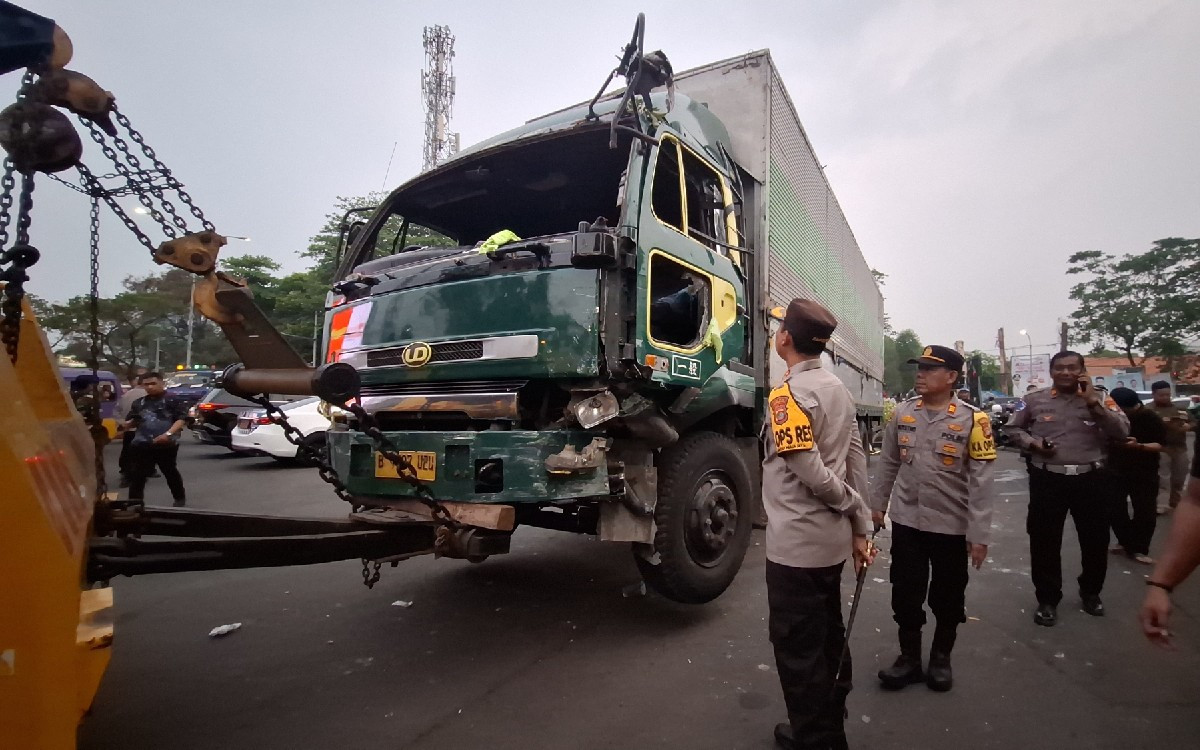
650, 271, 706, 346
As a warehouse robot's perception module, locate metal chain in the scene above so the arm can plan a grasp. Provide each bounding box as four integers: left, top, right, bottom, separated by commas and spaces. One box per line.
15, 170, 34, 245
0, 170, 37, 362
361, 559, 382, 588
80, 119, 177, 239
77, 162, 159, 255
247, 395, 460, 589
105, 126, 190, 234
0, 160, 14, 249
113, 107, 215, 231
246, 394, 360, 507
86, 194, 108, 501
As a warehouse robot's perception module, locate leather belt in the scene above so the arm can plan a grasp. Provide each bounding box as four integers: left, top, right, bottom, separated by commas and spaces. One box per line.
1030, 460, 1105, 476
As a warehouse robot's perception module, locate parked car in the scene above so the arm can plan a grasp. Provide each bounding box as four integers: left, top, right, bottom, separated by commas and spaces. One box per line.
231, 397, 333, 464
165, 369, 217, 409
190, 388, 299, 447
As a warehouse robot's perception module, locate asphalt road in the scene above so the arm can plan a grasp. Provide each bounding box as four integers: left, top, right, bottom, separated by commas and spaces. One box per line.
79, 442, 1200, 749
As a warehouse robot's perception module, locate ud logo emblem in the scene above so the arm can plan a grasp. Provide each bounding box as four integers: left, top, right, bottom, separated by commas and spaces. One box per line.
402, 342, 433, 367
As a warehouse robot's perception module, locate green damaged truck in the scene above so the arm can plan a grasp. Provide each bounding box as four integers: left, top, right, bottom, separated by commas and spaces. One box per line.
324, 22, 884, 603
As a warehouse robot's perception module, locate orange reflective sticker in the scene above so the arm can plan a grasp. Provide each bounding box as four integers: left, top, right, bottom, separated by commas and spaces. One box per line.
767, 383, 815, 454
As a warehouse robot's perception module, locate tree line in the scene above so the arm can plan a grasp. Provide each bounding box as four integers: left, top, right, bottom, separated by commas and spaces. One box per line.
33, 192, 449, 375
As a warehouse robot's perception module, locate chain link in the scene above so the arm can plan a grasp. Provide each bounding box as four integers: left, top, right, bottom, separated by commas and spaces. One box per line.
76, 162, 159, 255
14, 171, 34, 245
81, 119, 177, 239
246, 394, 463, 588
0, 160, 14, 250
86, 194, 108, 501
113, 108, 215, 231
0, 169, 37, 362
361, 559, 382, 588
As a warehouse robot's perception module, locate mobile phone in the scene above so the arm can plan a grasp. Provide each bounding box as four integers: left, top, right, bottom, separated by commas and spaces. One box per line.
1077, 376, 1090, 393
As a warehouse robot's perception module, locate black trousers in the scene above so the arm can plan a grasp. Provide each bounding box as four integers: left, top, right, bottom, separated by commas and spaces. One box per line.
889, 523, 968, 643
1109, 470, 1158, 556
1026, 466, 1109, 605
117, 429, 136, 475
128, 442, 186, 502
766, 560, 850, 750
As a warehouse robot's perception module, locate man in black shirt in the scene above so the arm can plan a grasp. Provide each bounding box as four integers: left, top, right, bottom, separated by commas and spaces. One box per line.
1108, 388, 1165, 564
124, 371, 189, 507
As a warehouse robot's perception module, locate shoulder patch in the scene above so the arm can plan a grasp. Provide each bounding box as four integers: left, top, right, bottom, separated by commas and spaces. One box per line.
768, 384, 815, 454
969, 411, 997, 460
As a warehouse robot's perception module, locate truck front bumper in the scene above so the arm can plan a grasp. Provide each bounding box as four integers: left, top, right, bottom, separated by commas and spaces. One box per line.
327, 429, 610, 504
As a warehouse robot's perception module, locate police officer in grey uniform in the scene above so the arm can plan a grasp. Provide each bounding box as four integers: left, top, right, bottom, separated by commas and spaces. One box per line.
871, 345, 996, 692
762, 298, 873, 750
1005, 350, 1128, 626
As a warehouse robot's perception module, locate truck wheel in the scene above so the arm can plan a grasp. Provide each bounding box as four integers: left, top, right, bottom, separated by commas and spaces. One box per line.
635, 432, 753, 604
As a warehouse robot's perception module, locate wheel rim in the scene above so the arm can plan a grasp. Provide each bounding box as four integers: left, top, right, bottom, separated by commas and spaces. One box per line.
684, 471, 739, 568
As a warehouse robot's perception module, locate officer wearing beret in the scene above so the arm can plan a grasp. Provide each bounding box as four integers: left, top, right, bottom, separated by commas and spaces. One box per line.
1004, 351, 1128, 626
871, 345, 996, 692
762, 298, 874, 750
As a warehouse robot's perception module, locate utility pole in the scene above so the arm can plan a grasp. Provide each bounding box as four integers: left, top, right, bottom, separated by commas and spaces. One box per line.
1059, 321, 1069, 352
421, 26, 459, 172
184, 275, 196, 369
997, 327, 1010, 395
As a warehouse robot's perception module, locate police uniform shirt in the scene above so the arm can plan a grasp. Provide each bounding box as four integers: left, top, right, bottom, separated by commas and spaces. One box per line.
761, 359, 872, 568
871, 396, 997, 545
1005, 387, 1128, 465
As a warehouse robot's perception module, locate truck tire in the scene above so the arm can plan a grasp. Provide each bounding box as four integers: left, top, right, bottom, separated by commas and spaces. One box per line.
635, 431, 753, 604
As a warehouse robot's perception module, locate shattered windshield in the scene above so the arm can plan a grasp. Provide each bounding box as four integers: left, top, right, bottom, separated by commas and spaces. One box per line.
362, 126, 629, 260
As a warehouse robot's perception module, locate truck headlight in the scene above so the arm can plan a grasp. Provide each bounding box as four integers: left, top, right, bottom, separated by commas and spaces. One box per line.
573, 391, 620, 429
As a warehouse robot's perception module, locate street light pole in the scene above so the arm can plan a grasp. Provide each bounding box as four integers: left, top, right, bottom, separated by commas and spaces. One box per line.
185, 274, 196, 369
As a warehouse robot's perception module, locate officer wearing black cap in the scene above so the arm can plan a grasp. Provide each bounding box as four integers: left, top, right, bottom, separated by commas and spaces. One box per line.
762, 297, 873, 750
871, 345, 996, 692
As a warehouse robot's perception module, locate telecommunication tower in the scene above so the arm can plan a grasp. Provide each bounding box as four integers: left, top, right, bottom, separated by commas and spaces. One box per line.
421, 25, 459, 171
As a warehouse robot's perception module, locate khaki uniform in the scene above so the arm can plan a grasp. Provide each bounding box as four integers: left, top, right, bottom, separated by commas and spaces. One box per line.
872, 396, 996, 544
1005, 387, 1128, 466
872, 395, 996, 662
762, 359, 872, 567
1004, 386, 1128, 607
761, 357, 871, 750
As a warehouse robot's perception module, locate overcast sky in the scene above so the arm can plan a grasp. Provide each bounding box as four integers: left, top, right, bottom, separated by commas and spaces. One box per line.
6, 0, 1198, 358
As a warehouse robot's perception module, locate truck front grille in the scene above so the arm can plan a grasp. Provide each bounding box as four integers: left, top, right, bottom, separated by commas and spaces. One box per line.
366, 340, 484, 368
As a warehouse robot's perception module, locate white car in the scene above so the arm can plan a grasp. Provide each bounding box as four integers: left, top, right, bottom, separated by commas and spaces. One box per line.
231, 397, 332, 463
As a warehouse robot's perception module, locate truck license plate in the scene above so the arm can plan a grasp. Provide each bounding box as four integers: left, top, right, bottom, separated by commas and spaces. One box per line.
374, 451, 437, 481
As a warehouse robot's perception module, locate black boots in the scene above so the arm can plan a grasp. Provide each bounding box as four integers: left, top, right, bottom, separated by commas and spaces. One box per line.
879, 627, 957, 692
926, 625, 956, 692
878, 629, 924, 689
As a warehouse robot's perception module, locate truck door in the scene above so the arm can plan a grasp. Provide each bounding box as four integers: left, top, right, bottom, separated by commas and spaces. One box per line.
636, 133, 744, 384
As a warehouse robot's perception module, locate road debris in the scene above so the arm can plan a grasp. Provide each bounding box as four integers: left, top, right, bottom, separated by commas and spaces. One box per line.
208, 623, 242, 638
391, 600, 413, 608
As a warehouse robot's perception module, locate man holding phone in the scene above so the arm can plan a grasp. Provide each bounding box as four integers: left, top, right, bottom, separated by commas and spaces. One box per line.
1004, 351, 1128, 626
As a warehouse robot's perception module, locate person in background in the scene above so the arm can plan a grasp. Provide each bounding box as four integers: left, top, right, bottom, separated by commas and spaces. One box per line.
124, 372, 188, 507
1149, 380, 1193, 515
1107, 388, 1165, 565
116, 370, 147, 487
1141, 433, 1200, 647
1004, 351, 1128, 627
